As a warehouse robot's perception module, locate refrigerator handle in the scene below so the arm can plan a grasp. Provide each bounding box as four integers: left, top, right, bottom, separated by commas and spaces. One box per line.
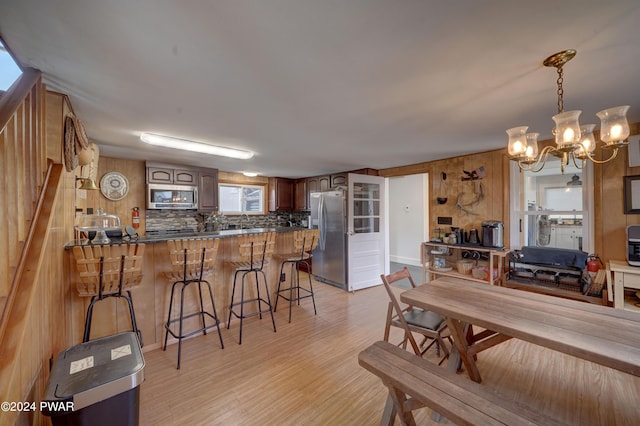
319, 195, 326, 250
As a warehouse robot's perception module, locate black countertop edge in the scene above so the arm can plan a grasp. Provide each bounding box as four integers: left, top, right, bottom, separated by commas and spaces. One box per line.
65, 227, 307, 248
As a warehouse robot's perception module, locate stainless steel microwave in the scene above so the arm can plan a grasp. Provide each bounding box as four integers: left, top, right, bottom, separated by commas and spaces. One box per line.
147, 183, 198, 209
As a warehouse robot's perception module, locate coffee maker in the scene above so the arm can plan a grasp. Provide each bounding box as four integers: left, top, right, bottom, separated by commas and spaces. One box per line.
627, 225, 640, 266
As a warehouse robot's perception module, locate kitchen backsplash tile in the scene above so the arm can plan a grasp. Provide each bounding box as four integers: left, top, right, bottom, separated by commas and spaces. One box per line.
145, 210, 310, 233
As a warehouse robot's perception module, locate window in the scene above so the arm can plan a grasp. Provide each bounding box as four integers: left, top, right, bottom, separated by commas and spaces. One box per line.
509, 158, 593, 253
219, 184, 265, 214
0, 39, 22, 91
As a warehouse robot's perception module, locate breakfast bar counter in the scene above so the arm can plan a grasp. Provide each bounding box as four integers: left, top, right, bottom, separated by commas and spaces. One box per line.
64, 227, 306, 351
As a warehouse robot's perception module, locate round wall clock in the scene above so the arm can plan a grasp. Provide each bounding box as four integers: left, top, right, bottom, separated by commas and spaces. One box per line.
100, 171, 129, 201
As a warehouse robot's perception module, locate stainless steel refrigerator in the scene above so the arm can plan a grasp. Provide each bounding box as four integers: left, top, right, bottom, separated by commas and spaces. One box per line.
310, 190, 347, 289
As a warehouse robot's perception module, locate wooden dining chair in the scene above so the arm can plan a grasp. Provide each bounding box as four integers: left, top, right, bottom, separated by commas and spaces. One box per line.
381, 267, 450, 364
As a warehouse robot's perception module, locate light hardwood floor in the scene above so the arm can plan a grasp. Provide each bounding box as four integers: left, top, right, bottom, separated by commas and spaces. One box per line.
140, 275, 640, 425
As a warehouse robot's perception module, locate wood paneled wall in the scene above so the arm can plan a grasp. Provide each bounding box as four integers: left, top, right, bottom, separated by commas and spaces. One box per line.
380, 149, 510, 245
379, 124, 640, 264
81, 157, 147, 233
0, 80, 78, 425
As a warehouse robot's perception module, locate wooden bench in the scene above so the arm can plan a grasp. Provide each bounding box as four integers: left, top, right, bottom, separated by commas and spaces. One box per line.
358, 341, 567, 426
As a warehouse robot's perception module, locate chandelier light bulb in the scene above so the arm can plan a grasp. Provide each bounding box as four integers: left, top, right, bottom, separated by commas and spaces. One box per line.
524, 132, 539, 160
610, 125, 623, 140
575, 124, 596, 158
596, 105, 630, 144
552, 110, 582, 147
506, 126, 528, 157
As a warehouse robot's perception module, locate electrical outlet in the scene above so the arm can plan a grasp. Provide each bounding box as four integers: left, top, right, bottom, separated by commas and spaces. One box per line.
437, 216, 453, 225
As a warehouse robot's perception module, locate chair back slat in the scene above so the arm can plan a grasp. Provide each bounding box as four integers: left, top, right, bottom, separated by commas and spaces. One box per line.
293, 229, 320, 253
166, 238, 220, 280
72, 244, 145, 296
232, 232, 277, 269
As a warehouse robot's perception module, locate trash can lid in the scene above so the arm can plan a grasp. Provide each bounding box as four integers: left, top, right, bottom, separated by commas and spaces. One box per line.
43, 332, 144, 411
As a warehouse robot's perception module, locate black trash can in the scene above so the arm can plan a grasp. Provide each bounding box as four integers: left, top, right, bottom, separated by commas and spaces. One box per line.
42, 332, 144, 426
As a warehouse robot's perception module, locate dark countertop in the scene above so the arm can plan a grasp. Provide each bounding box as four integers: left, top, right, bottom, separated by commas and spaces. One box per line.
65, 226, 306, 248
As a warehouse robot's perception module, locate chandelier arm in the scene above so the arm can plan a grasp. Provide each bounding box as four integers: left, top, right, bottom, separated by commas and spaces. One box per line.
582, 147, 619, 164
570, 154, 584, 169
517, 145, 555, 172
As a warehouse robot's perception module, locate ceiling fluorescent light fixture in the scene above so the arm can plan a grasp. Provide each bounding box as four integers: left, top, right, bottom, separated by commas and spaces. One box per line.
507, 49, 630, 173
242, 172, 258, 177
140, 132, 254, 159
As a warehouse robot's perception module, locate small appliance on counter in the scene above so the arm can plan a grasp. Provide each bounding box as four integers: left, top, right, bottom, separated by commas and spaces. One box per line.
627, 225, 640, 266
481, 220, 504, 248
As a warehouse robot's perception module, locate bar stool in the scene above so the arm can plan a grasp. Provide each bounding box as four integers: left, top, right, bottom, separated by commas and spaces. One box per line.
274, 229, 319, 323
164, 238, 224, 369
226, 232, 277, 344
72, 244, 145, 345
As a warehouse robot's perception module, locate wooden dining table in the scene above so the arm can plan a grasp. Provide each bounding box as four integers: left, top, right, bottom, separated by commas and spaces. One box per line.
400, 277, 640, 384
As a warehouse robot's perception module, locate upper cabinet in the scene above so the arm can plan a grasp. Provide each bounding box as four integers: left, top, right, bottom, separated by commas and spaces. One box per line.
294, 178, 308, 211
307, 175, 330, 194
147, 166, 173, 184
304, 171, 378, 211
198, 168, 219, 212
147, 164, 197, 185
330, 173, 347, 188
269, 177, 294, 211
146, 162, 218, 211
174, 169, 198, 185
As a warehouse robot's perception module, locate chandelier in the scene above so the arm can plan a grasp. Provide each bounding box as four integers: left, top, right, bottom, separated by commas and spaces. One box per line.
507, 49, 630, 173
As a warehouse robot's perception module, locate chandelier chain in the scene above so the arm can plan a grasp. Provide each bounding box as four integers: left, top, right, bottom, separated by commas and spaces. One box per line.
556, 66, 564, 114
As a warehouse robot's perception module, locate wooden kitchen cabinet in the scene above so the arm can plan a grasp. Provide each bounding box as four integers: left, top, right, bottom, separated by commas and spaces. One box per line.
173, 169, 198, 185
147, 163, 198, 185
330, 173, 347, 188
147, 166, 173, 184
269, 177, 294, 211
306, 175, 329, 209
295, 178, 308, 211
198, 168, 219, 211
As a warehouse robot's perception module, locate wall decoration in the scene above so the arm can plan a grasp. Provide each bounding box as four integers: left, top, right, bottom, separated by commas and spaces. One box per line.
624, 175, 640, 214
456, 181, 485, 215
100, 171, 129, 201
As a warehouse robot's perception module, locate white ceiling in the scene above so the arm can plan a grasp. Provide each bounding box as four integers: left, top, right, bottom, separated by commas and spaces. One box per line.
1, 1, 639, 178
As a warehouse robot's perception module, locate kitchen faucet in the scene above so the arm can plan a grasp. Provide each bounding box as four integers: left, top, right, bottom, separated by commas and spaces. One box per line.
239, 213, 249, 229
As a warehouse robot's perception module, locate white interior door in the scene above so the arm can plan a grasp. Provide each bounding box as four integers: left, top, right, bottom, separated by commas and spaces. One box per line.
347, 173, 386, 291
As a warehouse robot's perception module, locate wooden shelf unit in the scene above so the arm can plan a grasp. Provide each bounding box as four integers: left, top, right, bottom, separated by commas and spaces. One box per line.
421, 241, 508, 286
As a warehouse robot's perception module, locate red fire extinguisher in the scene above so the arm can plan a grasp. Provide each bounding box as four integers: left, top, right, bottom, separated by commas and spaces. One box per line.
132, 207, 140, 229
587, 254, 602, 279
